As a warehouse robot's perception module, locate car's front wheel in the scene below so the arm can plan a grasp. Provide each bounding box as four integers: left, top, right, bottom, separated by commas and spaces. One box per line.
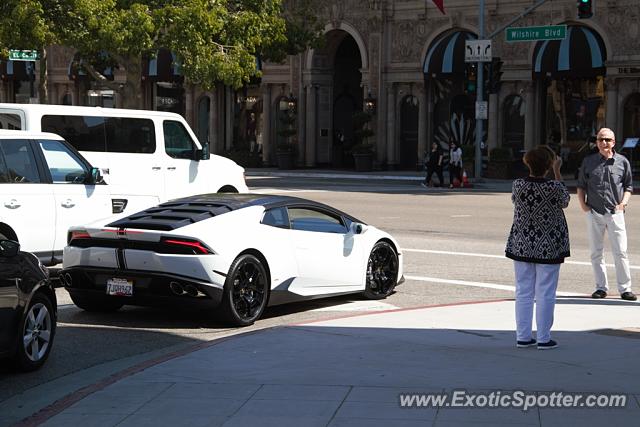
70, 293, 124, 312
220, 254, 269, 326
15, 292, 56, 371
363, 241, 399, 300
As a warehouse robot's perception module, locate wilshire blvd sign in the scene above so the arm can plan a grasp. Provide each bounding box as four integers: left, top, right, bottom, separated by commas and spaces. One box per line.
506, 25, 567, 42
8, 49, 40, 61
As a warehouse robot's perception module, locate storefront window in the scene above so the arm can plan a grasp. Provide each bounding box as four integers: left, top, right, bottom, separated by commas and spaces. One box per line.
155, 82, 185, 115
502, 95, 525, 154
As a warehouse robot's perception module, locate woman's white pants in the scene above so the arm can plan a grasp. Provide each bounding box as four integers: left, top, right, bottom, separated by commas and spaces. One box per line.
514, 261, 560, 343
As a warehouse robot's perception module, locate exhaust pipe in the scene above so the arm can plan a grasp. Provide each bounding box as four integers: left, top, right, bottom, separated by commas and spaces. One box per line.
169, 281, 184, 295
184, 284, 198, 297
64, 273, 73, 287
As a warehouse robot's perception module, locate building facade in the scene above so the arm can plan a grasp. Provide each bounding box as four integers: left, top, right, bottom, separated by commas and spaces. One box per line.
1, 0, 639, 172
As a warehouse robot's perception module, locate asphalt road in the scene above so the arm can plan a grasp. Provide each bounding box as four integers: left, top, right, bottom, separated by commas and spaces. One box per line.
1, 175, 638, 421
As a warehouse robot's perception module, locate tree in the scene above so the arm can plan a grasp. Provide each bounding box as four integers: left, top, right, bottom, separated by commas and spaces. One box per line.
2, 1, 322, 109
0, 0, 57, 102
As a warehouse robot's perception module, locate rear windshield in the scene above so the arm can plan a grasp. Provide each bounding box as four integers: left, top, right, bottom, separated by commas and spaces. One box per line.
41, 115, 156, 154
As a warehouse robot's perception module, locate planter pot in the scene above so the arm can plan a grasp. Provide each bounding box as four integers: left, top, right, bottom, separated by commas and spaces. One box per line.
353, 152, 374, 172
276, 151, 295, 170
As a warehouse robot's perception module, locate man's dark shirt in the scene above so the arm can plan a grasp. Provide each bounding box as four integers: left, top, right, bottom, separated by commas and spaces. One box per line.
577, 152, 633, 215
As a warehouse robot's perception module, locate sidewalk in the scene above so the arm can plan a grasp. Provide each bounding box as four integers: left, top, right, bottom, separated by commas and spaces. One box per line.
245, 168, 633, 192
13, 298, 640, 427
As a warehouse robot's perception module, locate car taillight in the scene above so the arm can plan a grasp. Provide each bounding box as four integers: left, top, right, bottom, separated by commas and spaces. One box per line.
68, 229, 90, 244
160, 237, 213, 255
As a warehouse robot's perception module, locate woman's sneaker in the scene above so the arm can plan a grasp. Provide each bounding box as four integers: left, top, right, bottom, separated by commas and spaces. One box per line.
537, 340, 558, 350
516, 339, 536, 348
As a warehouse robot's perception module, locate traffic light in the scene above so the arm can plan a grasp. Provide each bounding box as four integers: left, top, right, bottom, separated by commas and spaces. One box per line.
489, 58, 503, 94
465, 63, 477, 94
577, 0, 593, 19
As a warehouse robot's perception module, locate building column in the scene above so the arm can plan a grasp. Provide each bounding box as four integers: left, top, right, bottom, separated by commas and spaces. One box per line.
261, 84, 272, 165
185, 84, 194, 125
487, 92, 499, 153
209, 90, 218, 153
297, 82, 306, 166
305, 84, 317, 167
524, 82, 536, 152
417, 83, 427, 162
386, 83, 396, 168
605, 77, 618, 135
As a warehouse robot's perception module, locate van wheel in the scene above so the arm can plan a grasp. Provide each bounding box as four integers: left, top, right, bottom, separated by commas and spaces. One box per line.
70, 293, 124, 312
14, 292, 56, 371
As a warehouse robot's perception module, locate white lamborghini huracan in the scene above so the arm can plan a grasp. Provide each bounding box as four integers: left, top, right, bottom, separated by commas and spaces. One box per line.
61, 194, 404, 325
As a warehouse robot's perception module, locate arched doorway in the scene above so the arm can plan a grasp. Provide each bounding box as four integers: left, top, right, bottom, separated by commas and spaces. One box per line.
332, 34, 362, 168
424, 30, 479, 158
400, 95, 419, 169
533, 24, 606, 174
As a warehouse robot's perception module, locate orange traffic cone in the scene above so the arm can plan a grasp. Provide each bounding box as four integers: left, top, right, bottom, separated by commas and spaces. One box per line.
462, 170, 472, 188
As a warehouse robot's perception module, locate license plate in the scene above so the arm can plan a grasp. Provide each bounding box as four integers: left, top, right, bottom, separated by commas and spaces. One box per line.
106, 278, 133, 296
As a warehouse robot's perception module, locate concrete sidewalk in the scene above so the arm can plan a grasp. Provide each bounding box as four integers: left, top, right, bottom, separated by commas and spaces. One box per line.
15, 297, 640, 427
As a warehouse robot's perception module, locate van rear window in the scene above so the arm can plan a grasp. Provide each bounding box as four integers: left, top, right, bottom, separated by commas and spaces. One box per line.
41, 115, 156, 154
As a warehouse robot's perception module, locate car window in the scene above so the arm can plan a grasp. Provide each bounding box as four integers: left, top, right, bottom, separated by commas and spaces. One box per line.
0, 147, 10, 183
0, 139, 42, 183
37, 139, 89, 183
42, 115, 106, 152
0, 113, 22, 130
261, 207, 290, 229
288, 207, 347, 234
164, 120, 195, 159
104, 117, 156, 153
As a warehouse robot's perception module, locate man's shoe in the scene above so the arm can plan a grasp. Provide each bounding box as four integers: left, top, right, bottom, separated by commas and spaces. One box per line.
621, 292, 637, 301
537, 340, 558, 350
591, 290, 607, 299
516, 339, 536, 348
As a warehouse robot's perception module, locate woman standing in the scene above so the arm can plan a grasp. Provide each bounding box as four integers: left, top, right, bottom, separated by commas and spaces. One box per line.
448, 141, 463, 188
505, 146, 570, 350
421, 142, 444, 187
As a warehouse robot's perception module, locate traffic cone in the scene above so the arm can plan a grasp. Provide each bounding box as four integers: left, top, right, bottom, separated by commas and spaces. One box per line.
462, 170, 472, 188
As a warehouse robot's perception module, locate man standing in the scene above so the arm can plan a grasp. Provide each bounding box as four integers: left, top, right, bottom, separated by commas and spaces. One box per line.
577, 128, 636, 301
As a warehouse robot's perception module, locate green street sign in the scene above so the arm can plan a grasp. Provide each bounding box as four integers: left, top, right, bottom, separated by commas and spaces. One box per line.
506, 25, 567, 42
8, 49, 40, 61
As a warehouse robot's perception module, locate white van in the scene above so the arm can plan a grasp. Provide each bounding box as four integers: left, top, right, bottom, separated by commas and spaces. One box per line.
0, 130, 111, 265
0, 104, 249, 214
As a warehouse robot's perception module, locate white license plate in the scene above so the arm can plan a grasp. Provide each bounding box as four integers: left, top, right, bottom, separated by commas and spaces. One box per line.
106, 278, 133, 297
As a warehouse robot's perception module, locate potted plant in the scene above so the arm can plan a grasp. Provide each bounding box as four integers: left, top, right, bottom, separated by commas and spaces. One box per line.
351, 111, 375, 172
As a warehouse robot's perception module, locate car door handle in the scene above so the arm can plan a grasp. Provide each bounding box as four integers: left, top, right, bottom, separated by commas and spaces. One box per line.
4, 199, 20, 209
152, 166, 161, 171
167, 167, 177, 171
61, 199, 75, 208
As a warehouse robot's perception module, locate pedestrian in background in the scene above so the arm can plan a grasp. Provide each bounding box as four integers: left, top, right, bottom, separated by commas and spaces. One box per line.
421, 142, 444, 188
506, 146, 569, 350
577, 128, 636, 301
449, 140, 463, 188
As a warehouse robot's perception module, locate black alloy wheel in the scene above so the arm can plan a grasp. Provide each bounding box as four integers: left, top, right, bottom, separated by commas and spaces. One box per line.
364, 241, 399, 300
15, 292, 56, 371
222, 254, 269, 326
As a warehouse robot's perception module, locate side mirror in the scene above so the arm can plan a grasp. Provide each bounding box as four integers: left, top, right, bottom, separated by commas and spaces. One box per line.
0, 240, 20, 257
349, 222, 368, 235
195, 142, 210, 161
85, 167, 103, 184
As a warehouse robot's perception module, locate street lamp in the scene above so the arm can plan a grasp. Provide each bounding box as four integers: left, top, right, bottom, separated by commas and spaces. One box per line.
364, 91, 376, 114
287, 92, 297, 112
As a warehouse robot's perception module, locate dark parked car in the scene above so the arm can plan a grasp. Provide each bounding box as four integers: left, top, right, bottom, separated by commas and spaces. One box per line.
0, 238, 57, 371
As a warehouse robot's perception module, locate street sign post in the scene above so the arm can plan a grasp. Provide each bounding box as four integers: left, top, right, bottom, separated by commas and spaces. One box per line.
506, 25, 567, 42
465, 40, 492, 62
8, 50, 40, 61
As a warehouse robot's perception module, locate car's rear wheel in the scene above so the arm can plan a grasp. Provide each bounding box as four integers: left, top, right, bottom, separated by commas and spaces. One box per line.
70, 293, 124, 312
363, 241, 399, 300
15, 292, 56, 371
221, 254, 269, 326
